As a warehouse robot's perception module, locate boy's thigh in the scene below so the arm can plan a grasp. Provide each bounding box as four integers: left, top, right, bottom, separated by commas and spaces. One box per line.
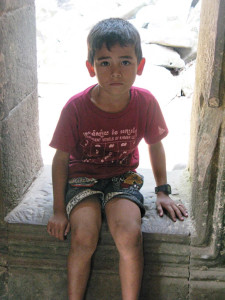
69, 196, 102, 232
105, 198, 142, 247
66, 177, 104, 219
69, 197, 102, 251
105, 197, 142, 227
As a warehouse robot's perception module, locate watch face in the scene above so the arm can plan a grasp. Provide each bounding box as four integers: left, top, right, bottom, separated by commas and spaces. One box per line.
155, 184, 171, 194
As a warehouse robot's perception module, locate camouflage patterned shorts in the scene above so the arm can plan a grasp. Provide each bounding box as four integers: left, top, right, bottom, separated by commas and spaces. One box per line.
65, 171, 145, 217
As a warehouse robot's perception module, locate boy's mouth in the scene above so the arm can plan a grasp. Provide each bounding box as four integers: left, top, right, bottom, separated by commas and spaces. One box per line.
110, 82, 123, 86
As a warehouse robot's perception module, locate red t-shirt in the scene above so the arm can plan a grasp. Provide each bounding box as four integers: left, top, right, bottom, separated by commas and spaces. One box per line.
50, 85, 168, 179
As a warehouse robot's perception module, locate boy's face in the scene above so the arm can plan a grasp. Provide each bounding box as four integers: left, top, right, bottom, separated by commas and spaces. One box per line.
86, 43, 145, 97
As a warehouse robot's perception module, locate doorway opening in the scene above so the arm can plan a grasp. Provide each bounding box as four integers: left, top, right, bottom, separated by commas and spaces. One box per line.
36, 0, 201, 171
4, 0, 201, 228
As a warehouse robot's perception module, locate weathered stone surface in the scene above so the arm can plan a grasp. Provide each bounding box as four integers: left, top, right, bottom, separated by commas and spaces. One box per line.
0, 266, 8, 300
4, 165, 52, 225
190, 267, 225, 281
3, 167, 191, 298
133, 0, 200, 52
0, 3, 37, 121
0, 0, 42, 224
1, 91, 42, 215
142, 43, 185, 69
0, 0, 33, 13
6, 222, 190, 300
0, 223, 8, 265
189, 0, 225, 249
8, 268, 68, 300
85, 273, 121, 300
190, 280, 225, 300
5, 167, 193, 237
140, 277, 189, 300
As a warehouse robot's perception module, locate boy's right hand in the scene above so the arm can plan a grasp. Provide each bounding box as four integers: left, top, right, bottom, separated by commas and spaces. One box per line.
47, 212, 70, 241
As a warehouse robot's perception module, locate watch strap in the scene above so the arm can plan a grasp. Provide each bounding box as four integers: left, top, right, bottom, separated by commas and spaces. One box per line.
155, 184, 172, 195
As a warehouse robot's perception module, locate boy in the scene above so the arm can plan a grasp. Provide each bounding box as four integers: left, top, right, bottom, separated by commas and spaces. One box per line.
47, 18, 188, 300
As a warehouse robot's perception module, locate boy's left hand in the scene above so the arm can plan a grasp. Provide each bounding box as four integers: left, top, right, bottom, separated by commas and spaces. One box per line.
156, 192, 188, 222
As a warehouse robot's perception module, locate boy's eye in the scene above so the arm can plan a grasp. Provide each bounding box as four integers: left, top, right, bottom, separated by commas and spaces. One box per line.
121, 60, 131, 66
100, 61, 110, 66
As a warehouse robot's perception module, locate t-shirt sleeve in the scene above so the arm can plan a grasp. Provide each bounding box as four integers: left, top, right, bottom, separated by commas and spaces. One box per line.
144, 97, 168, 145
49, 105, 78, 154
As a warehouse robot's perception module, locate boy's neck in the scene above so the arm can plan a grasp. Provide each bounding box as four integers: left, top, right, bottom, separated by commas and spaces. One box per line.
90, 85, 131, 113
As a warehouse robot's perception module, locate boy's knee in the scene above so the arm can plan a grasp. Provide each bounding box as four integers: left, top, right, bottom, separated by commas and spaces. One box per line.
70, 226, 99, 255
112, 222, 142, 253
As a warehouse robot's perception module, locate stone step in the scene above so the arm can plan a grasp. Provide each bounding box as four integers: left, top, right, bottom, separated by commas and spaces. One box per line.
6, 222, 190, 300
3, 166, 193, 299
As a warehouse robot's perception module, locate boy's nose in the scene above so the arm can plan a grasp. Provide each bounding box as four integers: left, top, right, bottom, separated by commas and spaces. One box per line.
111, 66, 121, 78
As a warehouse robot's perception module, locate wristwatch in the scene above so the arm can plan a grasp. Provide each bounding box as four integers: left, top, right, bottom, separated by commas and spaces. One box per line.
155, 184, 172, 195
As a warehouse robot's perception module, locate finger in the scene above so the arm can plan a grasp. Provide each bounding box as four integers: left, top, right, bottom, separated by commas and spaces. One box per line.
172, 205, 184, 221
50, 224, 61, 240
47, 222, 55, 236
166, 206, 177, 222
177, 204, 188, 217
55, 228, 60, 240
47, 223, 51, 235
47, 227, 52, 236
65, 222, 71, 236
51, 223, 58, 238
156, 203, 164, 217
57, 227, 65, 241
64, 224, 70, 240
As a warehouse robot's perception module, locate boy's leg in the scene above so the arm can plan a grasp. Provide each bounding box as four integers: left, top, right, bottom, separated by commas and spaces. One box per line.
105, 198, 143, 300
68, 196, 102, 300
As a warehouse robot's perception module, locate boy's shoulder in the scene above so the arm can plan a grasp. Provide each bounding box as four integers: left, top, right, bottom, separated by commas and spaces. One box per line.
63, 85, 95, 110
131, 86, 157, 103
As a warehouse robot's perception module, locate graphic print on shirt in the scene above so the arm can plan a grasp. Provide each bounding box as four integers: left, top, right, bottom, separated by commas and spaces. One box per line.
80, 127, 138, 166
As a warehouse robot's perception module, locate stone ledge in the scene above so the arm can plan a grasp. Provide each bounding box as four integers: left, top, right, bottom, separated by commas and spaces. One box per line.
190, 267, 225, 282
4, 165, 193, 237
5, 222, 190, 300
3, 165, 193, 299
6, 222, 191, 269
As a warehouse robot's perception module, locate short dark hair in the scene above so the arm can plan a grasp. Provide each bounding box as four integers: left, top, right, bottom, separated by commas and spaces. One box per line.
87, 18, 143, 65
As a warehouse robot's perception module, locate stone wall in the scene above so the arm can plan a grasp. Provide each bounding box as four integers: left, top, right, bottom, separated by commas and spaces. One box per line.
189, 0, 225, 246
0, 3, 42, 297
0, 0, 42, 221
188, 0, 225, 297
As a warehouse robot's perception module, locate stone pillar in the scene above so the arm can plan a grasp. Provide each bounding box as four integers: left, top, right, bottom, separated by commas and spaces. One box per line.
0, 2, 41, 297
189, 0, 225, 247
0, 0, 42, 222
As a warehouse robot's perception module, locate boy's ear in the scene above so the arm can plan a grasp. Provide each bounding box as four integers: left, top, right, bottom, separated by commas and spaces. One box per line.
86, 61, 95, 77
137, 58, 145, 75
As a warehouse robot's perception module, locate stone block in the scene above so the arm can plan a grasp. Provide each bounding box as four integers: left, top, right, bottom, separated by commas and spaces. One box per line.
1, 91, 42, 214
5, 223, 191, 300
190, 280, 225, 300
0, 2, 37, 121
85, 272, 121, 300
0, 0, 33, 13
190, 267, 225, 282
0, 224, 8, 266
0, 266, 8, 300
8, 268, 67, 300
140, 277, 189, 300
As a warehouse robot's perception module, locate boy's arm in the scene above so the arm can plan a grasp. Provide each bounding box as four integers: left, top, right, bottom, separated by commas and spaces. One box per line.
47, 149, 70, 240
148, 142, 188, 222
